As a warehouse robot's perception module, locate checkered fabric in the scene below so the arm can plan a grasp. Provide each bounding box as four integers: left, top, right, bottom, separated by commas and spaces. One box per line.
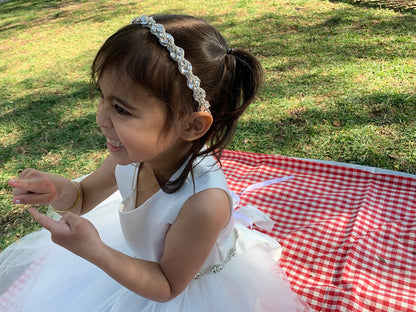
222, 150, 416, 312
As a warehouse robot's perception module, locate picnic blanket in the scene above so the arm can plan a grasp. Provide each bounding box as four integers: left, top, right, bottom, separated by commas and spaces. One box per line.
222, 150, 416, 312
1, 150, 415, 311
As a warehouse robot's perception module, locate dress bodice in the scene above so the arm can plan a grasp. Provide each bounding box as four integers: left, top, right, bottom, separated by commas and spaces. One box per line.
116, 156, 235, 267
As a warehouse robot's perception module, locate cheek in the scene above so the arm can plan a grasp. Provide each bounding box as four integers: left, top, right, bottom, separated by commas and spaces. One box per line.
116, 125, 152, 150
117, 128, 137, 146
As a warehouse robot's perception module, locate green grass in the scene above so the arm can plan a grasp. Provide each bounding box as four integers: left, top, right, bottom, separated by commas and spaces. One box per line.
1, 0, 415, 250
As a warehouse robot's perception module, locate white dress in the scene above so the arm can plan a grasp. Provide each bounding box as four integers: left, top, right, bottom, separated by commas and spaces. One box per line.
0, 156, 309, 312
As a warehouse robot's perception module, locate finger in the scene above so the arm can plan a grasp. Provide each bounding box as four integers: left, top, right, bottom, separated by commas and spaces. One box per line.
8, 178, 32, 190
12, 193, 54, 205
61, 212, 86, 229
8, 180, 28, 196
28, 207, 68, 234
9, 178, 56, 205
8, 178, 50, 195
17, 168, 38, 179
7, 179, 21, 188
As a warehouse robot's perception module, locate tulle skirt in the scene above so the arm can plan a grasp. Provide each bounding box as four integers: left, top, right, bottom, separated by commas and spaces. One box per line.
0, 194, 310, 312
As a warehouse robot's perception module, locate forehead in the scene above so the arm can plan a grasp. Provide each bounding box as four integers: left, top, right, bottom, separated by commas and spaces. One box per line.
98, 67, 174, 120
99, 67, 152, 98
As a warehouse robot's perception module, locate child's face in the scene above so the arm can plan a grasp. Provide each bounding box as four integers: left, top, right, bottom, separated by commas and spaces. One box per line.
96, 69, 186, 170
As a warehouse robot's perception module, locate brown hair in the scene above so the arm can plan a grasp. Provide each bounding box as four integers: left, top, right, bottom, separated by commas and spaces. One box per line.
91, 14, 263, 193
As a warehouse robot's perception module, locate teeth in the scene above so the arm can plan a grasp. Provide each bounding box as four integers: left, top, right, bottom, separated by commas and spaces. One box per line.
107, 138, 124, 147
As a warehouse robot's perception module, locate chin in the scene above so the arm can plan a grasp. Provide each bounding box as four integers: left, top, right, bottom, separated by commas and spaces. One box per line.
111, 155, 134, 166
118, 161, 132, 166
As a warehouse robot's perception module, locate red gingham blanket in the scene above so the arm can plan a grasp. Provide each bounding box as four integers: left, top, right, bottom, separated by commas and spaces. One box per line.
222, 150, 416, 312
1, 150, 415, 311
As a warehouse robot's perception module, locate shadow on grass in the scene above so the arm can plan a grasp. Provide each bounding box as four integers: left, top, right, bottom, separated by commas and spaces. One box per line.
0, 0, 112, 34
1, 2, 415, 174
330, 0, 416, 13
215, 7, 416, 174
0, 0, 196, 35
219, 7, 416, 60
233, 90, 416, 173
0, 0, 85, 11
0, 81, 104, 171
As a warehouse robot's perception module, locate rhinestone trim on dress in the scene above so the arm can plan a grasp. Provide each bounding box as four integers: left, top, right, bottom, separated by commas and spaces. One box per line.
193, 228, 239, 279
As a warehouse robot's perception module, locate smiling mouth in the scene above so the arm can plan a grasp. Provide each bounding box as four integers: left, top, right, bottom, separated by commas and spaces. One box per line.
107, 138, 124, 148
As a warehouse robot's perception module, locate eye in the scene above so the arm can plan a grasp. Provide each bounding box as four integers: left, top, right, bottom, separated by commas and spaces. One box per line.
113, 104, 130, 116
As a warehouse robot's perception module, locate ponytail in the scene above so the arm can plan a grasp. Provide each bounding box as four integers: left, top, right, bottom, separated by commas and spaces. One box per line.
229, 48, 263, 117
200, 48, 263, 163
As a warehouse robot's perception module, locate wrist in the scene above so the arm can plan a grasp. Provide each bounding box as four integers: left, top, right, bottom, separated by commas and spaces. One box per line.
89, 241, 112, 269
51, 180, 83, 214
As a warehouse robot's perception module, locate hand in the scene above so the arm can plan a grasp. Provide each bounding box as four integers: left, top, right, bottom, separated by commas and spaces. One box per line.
29, 208, 105, 264
8, 169, 58, 205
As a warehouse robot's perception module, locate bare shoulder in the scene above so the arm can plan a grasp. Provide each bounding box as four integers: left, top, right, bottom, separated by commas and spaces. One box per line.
180, 188, 231, 230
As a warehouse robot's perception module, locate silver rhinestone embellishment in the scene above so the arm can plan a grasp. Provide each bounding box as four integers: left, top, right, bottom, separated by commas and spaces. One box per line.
193, 228, 239, 279
131, 15, 211, 113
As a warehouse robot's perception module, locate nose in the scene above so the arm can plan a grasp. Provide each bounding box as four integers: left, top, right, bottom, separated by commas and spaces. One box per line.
96, 101, 112, 128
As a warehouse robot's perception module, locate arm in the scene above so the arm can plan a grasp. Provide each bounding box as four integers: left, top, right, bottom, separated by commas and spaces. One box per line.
8, 154, 118, 215
29, 187, 231, 302
77, 154, 118, 214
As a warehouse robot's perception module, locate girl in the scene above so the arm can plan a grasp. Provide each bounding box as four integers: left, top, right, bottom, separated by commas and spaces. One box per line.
2, 14, 309, 311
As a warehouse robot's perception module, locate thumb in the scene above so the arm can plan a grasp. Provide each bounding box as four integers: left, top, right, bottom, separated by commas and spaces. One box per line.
29, 207, 68, 234
60, 212, 98, 238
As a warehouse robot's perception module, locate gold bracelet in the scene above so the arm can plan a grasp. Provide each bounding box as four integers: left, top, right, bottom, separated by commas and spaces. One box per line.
52, 181, 82, 213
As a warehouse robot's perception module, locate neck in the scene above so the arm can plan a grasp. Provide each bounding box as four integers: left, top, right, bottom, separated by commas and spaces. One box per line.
140, 141, 193, 182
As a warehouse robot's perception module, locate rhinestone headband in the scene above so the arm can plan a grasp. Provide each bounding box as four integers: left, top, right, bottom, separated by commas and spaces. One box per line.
131, 15, 211, 113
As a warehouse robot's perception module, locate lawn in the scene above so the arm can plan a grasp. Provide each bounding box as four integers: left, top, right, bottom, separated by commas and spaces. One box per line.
1, 0, 415, 250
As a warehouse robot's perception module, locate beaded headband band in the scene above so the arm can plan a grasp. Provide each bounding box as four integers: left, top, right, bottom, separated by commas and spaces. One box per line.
131, 15, 211, 113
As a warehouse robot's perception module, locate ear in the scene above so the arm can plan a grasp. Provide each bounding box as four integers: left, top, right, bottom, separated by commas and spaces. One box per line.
181, 112, 213, 141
